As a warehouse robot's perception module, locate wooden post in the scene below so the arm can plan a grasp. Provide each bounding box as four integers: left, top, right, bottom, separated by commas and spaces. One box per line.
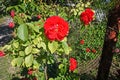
96, 5, 120, 80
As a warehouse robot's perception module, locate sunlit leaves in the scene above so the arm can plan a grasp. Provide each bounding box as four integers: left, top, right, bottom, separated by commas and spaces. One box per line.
11, 57, 23, 67
48, 41, 58, 54
17, 24, 28, 41
62, 41, 72, 55
25, 46, 32, 55
25, 54, 33, 67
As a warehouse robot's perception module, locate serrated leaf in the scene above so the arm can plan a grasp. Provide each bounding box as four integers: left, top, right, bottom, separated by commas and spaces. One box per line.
25, 46, 32, 55
11, 57, 23, 67
27, 23, 39, 33
25, 54, 33, 67
49, 78, 54, 80
16, 57, 23, 67
59, 64, 64, 69
19, 51, 25, 56
48, 41, 58, 53
2, 45, 11, 50
11, 58, 17, 66
13, 42, 19, 48
17, 24, 28, 41
37, 42, 46, 50
33, 60, 39, 69
62, 41, 70, 55
32, 48, 40, 54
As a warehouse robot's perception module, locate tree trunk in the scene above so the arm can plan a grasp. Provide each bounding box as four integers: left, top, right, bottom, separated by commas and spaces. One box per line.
96, 4, 120, 80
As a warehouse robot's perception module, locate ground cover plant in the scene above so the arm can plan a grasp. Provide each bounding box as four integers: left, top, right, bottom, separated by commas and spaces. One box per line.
0, 0, 120, 80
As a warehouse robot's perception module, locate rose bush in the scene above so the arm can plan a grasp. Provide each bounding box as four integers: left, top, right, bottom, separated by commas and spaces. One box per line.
0, 0, 106, 80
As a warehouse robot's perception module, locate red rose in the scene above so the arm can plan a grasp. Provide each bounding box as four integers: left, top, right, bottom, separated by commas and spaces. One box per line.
44, 16, 69, 41
91, 49, 96, 53
10, 10, 15, 18
86, 48, 91, 53
69, 58, 77, 71
80, 39, 84, 45
28, 69, 33, 75
37, 15, 41, 19
80, 8, 94, 25
9, 22, 15, 28
0, 51, 5, 57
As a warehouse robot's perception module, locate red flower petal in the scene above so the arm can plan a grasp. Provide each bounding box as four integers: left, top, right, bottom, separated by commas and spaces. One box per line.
91, 49, 96, 53
69, 58, 77, 71
37, 15, 41, 19
86, 48, 91, 53
10, 10, 15, 18
80, 8, 94, 25
9, 22, 15, 28
0, 51, 5, 57
80, 39, 84, 45
44, 16, 69, 41
28, 69, 33, 75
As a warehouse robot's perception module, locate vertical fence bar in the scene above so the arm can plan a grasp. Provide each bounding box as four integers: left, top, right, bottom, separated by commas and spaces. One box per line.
96, 4, 120, 80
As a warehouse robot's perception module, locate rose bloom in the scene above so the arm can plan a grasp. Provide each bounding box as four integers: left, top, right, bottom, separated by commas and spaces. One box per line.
86, 48, 91, 53
0, 51, 5, 57
9, 22, 15, 28
91, 49, 96, 53
80, 8, 94, 25
10, 10, 15, 18
80, 39, 84, 45
69, 58, 77, 71
37, 15, 41, 19
44, 16, 69, 41
28, 69, 34, 75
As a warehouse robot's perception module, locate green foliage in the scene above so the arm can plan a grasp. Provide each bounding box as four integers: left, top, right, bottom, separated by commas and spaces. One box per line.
17, 24, 28, 41
1, 0, 119, 80
1, 1, 73, 80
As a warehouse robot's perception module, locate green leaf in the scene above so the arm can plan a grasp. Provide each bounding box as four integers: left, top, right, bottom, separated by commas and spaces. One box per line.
13, 42, 19, 48
25, 54, 33, 67
33, 38, 41, 45
33, 60, 39, 69
25, 46, 32, 55
11, 58, 17, 66
17, 24, 28, 41
2, 45, 11, 50
62, 41, 71, 55
16, 57, 23, 67
27, 23, 39, 33
32, 48, 40, 54
59, 64, 64, 69
48, 41, 58, 53
19, 51, 25, 56
11, 57, 23, 67
37, 42, 46, 50
14, 16, 24, 24
49, 78, 54, 80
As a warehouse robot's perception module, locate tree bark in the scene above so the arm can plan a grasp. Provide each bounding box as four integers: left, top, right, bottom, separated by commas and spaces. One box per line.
96, 4, 120, 80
